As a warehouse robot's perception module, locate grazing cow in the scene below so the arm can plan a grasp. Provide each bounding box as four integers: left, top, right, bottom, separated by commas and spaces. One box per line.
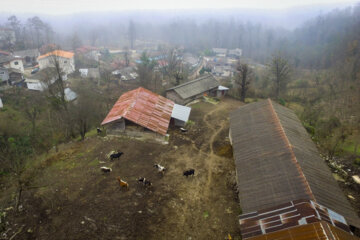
116, 177, 129, 190
138, 177, 152, 186
110, 151, 123, 160
154, 164, 166, 175
100, 166, 112, 173
183, 169, 195, 177
180, 128, 188, 133
97, 127, 102, 134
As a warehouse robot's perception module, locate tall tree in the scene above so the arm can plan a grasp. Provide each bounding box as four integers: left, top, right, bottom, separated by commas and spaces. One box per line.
236, 61, 252, 102
269, 53, 291, 99
128, 20, 136, 49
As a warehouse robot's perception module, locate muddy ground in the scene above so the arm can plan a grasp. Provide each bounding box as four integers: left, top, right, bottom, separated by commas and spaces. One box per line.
0, 97, 243, 240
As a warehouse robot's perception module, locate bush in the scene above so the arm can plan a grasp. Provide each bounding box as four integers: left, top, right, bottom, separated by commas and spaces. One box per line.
354, 158, 360, 166
278, 98, 286, 106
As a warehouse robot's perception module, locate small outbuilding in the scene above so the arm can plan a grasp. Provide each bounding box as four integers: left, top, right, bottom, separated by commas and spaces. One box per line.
101, 87, 190, 139
166, 74, 219, 105
0, 97, 3, 108
216, 85, 229, 98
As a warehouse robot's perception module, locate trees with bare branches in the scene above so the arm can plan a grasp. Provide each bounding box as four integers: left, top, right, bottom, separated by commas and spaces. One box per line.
269, 53, 291, 99
236, 61, 252, 102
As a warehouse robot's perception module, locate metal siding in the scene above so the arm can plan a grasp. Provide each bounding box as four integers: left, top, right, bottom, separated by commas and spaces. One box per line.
101, 87, 174, 135
230, 99, 360, 229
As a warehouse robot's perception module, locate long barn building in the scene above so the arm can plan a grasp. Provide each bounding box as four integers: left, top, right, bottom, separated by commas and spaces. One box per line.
229, 99, 360, 239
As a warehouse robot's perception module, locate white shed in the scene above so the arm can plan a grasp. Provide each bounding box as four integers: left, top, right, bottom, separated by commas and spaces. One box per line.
171, 104, 191, 127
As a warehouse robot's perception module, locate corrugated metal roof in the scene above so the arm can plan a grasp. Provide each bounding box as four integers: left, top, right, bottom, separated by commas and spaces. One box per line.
230, 99, 360, 229
101, 87, 174, 135
166, 74, 219, 99
240, 199, 351, 239
247, 221, 360, 240
218, 85, 229, 90
171, 104, 191, 122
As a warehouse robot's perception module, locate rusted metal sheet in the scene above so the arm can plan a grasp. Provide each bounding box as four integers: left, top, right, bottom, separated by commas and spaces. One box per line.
101, 87, 174, 135
246, 221, 360, 240
240, 199, 352, 239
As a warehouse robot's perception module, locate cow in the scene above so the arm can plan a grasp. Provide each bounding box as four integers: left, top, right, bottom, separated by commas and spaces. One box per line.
100, 166, 112, 173
110, 151, 123, 161
180, 128, 188, 133
97, 127, 102, 134
183, 169, 195, 177
154, 164, 166, 175
137, 177, 152, 187
117, 177, 129, 190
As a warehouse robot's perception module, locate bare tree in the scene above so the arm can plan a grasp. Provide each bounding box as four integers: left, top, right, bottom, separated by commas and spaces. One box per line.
161, 48, 184, 85
236, 61, 252, 102
128, 20, 136, 49
124, 46, 130, 67
269, 53, 291, 99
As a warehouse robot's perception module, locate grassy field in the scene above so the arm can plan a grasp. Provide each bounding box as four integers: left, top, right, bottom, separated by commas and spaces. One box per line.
0, 97, 243, 240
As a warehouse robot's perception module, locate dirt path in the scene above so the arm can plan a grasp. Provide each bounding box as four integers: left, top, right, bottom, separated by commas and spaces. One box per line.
151, 101, 239, 239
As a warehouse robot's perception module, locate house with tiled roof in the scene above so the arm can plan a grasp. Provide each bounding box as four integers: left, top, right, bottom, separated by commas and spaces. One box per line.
101, 87, 191, 138
38, 50, 75, 74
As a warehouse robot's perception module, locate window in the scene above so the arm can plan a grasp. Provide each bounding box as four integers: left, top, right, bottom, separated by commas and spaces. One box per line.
14, 61, 19, 65
0, 72, 4, 75
64, 60, 67, 64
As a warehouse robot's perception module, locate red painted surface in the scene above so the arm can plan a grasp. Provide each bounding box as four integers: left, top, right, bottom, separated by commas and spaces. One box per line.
101, 87, 174, 135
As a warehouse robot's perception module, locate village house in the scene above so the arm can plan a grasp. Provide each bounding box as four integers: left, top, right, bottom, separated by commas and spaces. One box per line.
38, 50, 75, 74
112, 66, 138, 81
212, 48, 227, 57
165, 74, 220, 105
0, 67, 23, 86
101, 87, 191, 139
0, 55, 24, 73
228, 48, 242, 58
229, 99, 360, 239
76, 46, 100, 61
0, 50, 11, 57
183, 53, 200, 69
14, 49, 40, 67
79, 68, 100, 79
25, 67, 68, 90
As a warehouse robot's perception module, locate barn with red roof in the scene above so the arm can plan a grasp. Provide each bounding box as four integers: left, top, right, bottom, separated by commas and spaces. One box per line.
101, 87, 191, 138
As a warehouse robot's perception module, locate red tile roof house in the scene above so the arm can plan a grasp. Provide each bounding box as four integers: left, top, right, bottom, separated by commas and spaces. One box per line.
101, 87, 191, 141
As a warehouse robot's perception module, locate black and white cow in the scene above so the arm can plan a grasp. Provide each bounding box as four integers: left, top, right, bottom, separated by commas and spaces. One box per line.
154, 164, 166, 175
138, 177, 152, 186
100, 166, 112, 173
110, 151, 123, 161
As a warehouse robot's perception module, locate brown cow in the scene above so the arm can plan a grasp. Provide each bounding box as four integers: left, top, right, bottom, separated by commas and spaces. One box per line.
117, 177, 129, 190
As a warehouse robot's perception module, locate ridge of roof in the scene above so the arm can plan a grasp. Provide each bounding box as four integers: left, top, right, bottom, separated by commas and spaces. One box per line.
267, 99, 316, 202
38, 50, 74, 60
166, 74, 215, 91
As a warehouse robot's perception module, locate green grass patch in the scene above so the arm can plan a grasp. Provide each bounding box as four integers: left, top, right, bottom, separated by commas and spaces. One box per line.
341, 142, 360, 155
88, 158, 99, 166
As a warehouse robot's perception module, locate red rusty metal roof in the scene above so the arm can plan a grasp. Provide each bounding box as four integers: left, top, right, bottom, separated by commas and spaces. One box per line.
239, 199, 351, 239
101, 87, 174, 135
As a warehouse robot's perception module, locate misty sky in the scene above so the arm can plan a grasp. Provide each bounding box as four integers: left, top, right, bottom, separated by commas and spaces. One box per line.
3, 0, 358, 14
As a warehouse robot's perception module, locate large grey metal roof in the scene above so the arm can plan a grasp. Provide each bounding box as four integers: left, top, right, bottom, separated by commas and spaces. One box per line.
166, 74, 219, 99
230, 99, 360, 228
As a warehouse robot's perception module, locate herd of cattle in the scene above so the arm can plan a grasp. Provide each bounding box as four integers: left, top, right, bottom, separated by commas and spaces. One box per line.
99, 151, 195, 190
